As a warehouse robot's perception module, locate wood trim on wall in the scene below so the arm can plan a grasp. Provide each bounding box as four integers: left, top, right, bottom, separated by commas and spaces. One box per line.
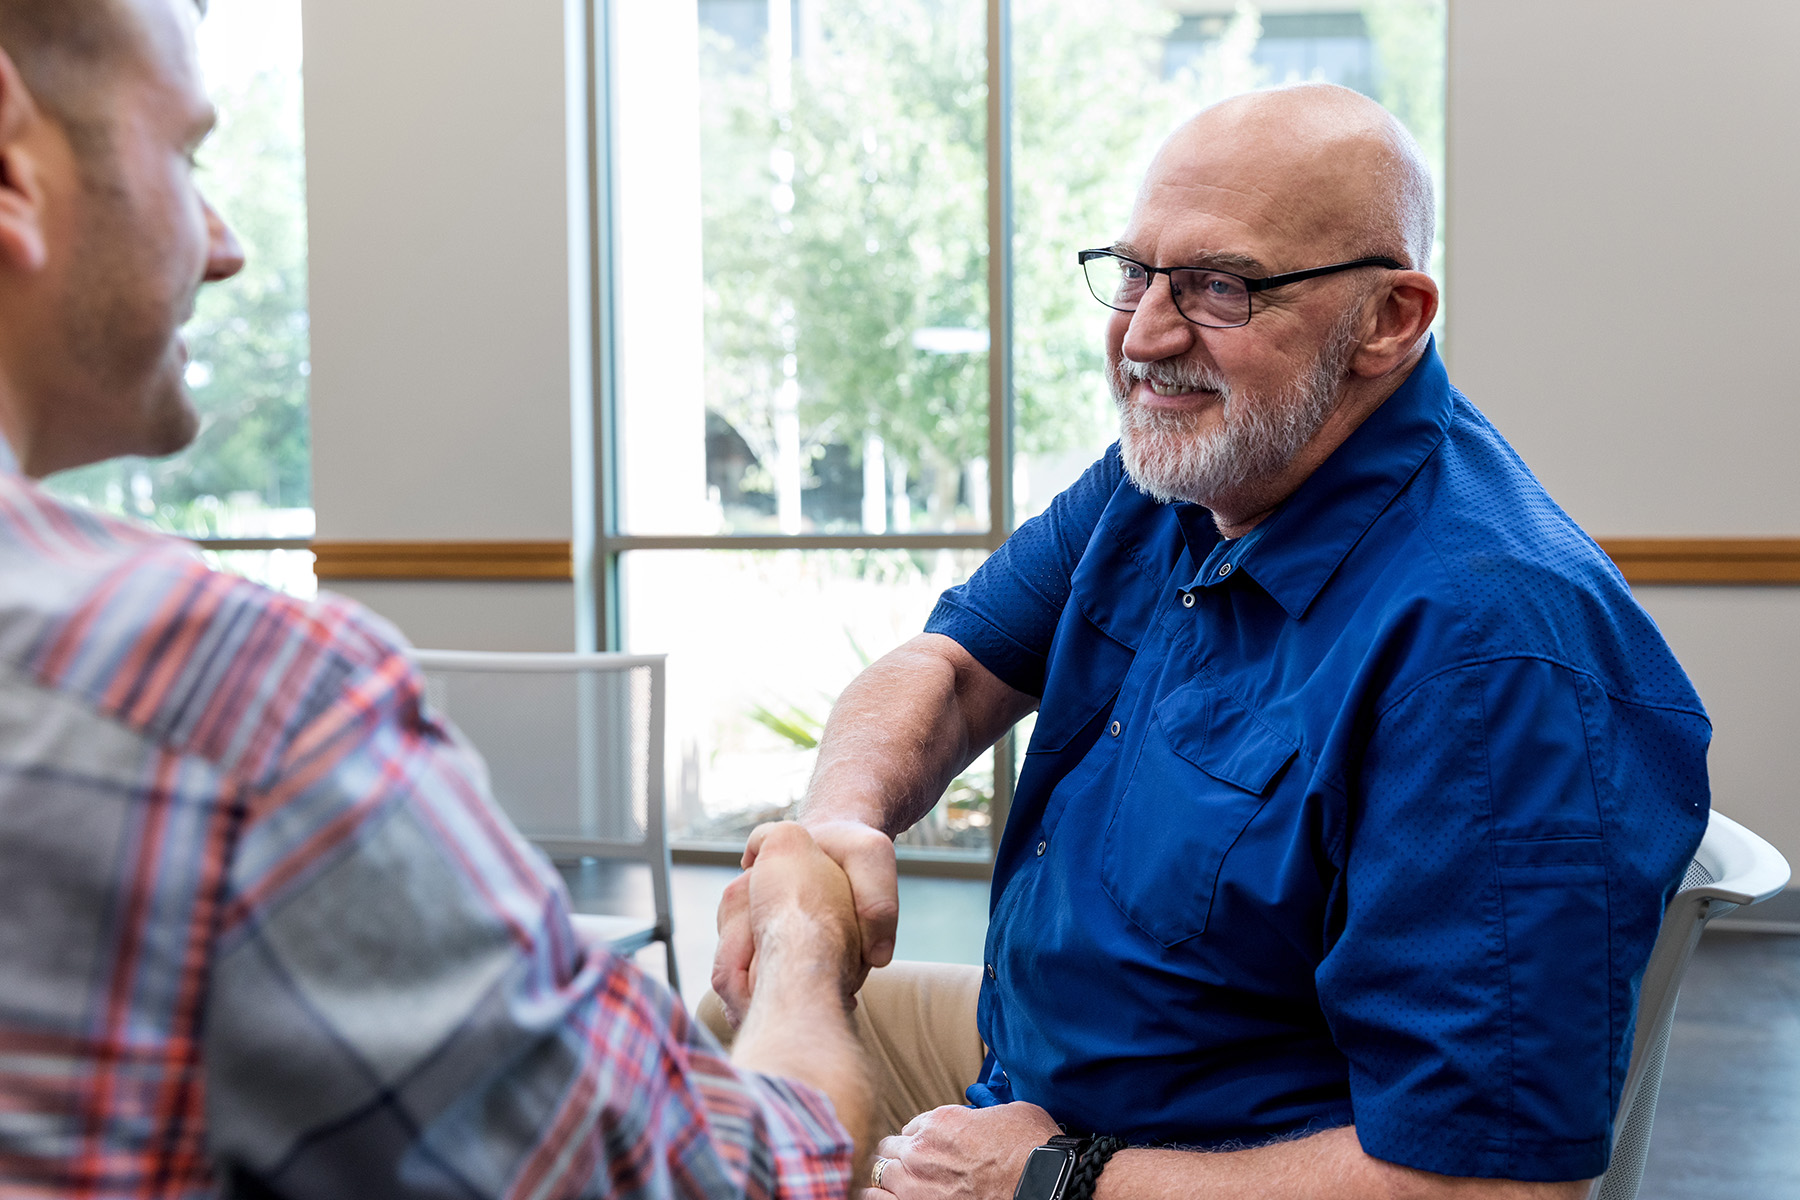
300, 537, 1800, 586
1598, 538, 1800, 585
311, 540, 573, 581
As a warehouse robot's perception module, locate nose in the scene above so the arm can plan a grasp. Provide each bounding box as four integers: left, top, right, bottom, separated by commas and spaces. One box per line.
202, 197, 246, 283
1119, 274, 1195, 364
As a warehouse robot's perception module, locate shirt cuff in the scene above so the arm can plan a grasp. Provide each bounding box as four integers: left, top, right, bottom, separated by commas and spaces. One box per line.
742, 1071, 858, 1197
925, 595, 1048, 698
1356, 1117, 1609, 1184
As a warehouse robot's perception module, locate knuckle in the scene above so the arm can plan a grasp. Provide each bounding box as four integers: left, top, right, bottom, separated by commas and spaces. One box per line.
859, 894, 901, 923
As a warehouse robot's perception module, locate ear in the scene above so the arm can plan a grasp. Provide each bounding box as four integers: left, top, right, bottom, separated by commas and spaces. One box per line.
1349, 271, 1440, 379
0, 43, 49, 274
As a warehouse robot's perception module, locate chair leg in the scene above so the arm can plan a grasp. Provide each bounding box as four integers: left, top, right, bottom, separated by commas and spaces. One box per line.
663, 935, 682, 1001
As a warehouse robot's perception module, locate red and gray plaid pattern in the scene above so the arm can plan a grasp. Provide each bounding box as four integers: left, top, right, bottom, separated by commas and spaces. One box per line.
0, 453, 853, 1199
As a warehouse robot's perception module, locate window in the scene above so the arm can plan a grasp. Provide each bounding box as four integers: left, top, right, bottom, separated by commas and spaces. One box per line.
599, 0, 1448, 863
43, 0, 314, 598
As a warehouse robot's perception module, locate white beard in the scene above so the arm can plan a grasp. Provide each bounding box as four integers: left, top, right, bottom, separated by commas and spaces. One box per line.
1109, 310, 1363, 509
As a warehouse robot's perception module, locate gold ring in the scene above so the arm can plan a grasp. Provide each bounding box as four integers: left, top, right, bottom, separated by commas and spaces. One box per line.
871, 1156, 893, 1189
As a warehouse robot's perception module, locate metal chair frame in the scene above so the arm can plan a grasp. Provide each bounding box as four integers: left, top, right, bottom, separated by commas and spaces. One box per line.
412, 649, 679, 994
1587, 809, 1790, 1200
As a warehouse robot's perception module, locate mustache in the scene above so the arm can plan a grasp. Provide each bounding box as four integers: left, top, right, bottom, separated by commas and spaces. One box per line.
1110, 356, 1232, 396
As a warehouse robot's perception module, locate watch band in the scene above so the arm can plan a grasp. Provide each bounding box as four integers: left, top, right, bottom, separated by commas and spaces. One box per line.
1063, 1135, 1128, 1200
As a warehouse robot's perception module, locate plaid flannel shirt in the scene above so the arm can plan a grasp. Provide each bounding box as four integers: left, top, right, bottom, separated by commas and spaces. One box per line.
0, 441, 853, 1199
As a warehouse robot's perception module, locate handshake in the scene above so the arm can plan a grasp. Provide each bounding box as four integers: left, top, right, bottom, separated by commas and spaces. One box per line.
697, 820, 902, 1170
708, 818, 899, 1026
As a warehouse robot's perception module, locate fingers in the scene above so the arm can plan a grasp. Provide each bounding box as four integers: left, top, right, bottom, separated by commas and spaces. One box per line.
807, 820, 901, 970
746, 819, 826, 867
863, 1157, 908, 1197
709, 873, 753, 1025
896, 1104, 959, 1139
741, 820, 775, 868
743, 822, 863, 992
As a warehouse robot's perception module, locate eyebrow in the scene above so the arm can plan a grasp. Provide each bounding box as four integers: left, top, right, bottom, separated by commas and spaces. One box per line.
1109, 242, 1268, 276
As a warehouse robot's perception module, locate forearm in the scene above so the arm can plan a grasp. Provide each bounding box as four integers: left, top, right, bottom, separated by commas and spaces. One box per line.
802, 632, 1035, 835
1093, 1129, 1589, 1200
731, 910, 873, 1166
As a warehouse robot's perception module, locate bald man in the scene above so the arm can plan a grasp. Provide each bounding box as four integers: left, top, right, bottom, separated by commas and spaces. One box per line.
707, 85, 1709, 1199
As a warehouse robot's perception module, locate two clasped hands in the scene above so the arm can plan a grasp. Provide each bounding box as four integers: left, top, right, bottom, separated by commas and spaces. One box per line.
718, 819, 1061, 1200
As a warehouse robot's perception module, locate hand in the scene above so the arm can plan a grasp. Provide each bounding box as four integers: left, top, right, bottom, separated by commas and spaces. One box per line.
712, 816, 899, 1025
796, 818, 900, 978
866, 1102, 1060, 1200
710, 871, 754, 1027
734, 822, 862, 1006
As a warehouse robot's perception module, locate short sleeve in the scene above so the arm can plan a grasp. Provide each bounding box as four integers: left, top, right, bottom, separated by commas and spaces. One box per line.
1316, 656, 1708, 1182
925, 445, 1125, 696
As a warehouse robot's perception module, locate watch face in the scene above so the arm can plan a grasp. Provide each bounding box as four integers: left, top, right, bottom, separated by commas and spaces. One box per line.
1013, 1146, 1074, 1200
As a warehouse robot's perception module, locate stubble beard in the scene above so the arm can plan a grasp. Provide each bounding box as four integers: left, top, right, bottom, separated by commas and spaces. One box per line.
1109, 307, 1365, 511
62, 135, 202, 465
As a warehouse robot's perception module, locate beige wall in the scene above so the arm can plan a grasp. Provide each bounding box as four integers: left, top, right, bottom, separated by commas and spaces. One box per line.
302, 0, 591, 650
1447, 0, 1800, 881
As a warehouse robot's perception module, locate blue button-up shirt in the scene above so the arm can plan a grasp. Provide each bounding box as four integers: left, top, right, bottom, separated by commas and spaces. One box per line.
924, 341, 1709, 1182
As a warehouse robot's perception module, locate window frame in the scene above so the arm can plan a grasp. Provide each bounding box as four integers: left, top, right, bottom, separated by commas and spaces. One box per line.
586, 0, 1019, 874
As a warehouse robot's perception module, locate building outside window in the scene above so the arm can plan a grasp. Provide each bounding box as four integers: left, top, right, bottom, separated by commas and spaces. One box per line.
43, 0, 314, 598
604, 0, 1448, 863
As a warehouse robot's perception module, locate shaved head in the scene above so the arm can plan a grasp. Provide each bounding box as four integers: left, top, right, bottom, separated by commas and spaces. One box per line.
1145, 83, 1435, 271
1105, 83, 1441, 530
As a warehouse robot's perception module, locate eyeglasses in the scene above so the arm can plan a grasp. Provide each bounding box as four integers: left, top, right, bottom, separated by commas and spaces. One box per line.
1077, 249, 1406, 329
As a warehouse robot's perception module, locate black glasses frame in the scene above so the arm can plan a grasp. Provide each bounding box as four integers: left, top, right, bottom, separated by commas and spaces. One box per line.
1076, 249, 1407, 328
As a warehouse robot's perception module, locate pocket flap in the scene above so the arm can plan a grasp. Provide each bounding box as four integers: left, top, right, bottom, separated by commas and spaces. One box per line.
1155, 681, 1298, 795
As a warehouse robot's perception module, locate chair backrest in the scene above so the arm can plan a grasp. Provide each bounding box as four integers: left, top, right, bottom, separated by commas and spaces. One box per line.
1587, 810, 1791, 1200
410, 650, 673, 927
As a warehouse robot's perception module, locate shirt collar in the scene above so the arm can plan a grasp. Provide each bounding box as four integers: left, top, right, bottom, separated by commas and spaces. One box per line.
0, 428, 17, 477
1209, 336, 1454, 620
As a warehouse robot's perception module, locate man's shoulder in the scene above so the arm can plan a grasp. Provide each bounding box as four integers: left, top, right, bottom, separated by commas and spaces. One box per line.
0, 477, 414, 782
1377, 396, 1698, 711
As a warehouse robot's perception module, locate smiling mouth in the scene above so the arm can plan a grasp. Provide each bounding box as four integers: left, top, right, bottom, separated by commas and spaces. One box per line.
1139, 379, 1220, 399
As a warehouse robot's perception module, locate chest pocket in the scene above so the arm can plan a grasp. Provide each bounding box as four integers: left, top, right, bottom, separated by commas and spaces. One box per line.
1101, 680, 1298, 947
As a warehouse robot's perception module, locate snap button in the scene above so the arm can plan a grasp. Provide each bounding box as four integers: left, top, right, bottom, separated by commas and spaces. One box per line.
1181, 591, 1196, 608
1109, 720, 1122, 737
1218, 561, 1233, 578
986, 963, 996, 980
1036, 840, 1047, 856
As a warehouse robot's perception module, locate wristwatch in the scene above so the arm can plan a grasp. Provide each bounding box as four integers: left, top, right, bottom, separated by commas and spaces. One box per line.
1011, 1135, 1086, 1200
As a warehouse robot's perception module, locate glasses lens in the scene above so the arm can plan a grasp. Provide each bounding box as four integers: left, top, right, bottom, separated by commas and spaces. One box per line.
1170, 269, 1251, 327
1083, 253, 1146, 311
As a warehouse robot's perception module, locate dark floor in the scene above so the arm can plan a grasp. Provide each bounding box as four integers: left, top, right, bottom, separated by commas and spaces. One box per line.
1636, 929, 1800, 1200
567, 862, 1800, 1196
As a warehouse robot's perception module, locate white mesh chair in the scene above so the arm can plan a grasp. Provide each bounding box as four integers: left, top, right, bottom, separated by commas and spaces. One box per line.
1587, 810, 1790, 1200
412, 650, 679, 994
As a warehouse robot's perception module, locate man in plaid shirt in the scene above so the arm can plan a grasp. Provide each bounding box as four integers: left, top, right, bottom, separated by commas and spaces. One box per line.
0, 0, 871, 1195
